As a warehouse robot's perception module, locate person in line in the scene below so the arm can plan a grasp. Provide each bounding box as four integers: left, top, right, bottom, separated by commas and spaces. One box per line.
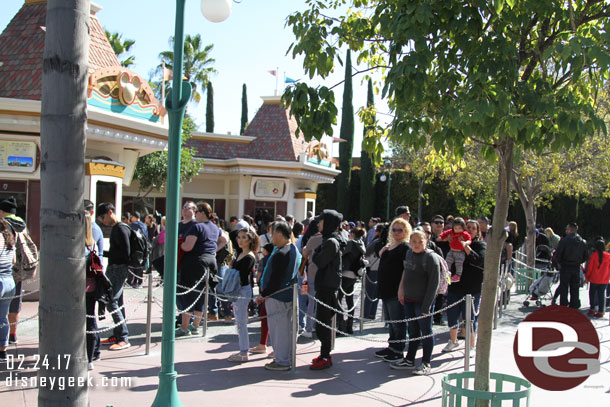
0, 218, 16, 362
300, 218, 323, 338
375, 218, 411, 363
84, 213, 101, 370
250, 243, 274, 354
214, 217, 233, 320
97, 203, 131, 350
442, 220, 486, 353
257, 221, 300, 371
585, 237, 610, 318
544, 227, 561, 250
556, 222, 588, 309
127, 211, 148, 288
337, 227, 366, 335
310, 210, 345, 370
395, 206, 411, 224
176, 202, 219, 336
439, 217, 471, 283
430, 215, 449, 325
362, 223, 388, 320
366, 217, 380, 246
228, 229, 259, 362
392, 230, 440, 375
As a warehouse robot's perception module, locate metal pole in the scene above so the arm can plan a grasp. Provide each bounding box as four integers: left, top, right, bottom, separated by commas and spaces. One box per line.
498, 264, 504, 319
464, 294, 472, 383
359, 278, 365, 334
153, 1, 189, 405
291, 284, 298, 372
145, 272, 153, 355
202, 271, 209, 338
330, 314, 336, 351
386, 170, 392, 221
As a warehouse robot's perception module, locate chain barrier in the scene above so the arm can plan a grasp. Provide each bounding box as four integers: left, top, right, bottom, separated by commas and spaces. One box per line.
512, 258, 559, 275
364, 272, 378, 285
175, 273, 207, 296
0, 288, 40, 301
0, 312, 39, 328
338, 283, 357, 297
86, 298, 148, 335
85, 283, 162, 319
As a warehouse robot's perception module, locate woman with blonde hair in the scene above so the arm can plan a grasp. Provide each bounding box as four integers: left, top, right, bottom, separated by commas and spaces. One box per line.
374, 218, 412, 362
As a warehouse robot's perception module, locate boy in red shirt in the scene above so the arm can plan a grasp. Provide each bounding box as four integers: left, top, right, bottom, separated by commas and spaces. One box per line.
439, 217, 471, 283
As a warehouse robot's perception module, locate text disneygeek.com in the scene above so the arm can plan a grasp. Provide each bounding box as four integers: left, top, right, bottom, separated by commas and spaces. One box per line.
5, 373, 133, 391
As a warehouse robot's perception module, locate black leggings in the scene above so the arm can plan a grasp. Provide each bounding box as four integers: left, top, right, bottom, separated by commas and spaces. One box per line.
315, 289, 338, 358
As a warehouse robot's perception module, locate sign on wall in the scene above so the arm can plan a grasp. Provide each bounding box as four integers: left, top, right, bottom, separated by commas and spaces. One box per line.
0, 141, 37, 173
250, 177, 287, 200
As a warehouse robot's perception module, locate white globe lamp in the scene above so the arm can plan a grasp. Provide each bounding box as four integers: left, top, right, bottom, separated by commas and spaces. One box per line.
380, 174, 387, 182
201, 0, 232, 23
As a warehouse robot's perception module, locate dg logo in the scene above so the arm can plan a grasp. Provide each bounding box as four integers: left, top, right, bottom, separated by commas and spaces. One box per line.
513, 305, 600, 391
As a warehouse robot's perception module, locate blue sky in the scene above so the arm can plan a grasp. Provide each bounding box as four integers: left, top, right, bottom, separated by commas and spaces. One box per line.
1, 0, 392, 157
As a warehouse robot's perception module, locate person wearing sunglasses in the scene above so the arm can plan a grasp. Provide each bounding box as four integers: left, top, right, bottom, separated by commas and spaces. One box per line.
374, 218, 412, 363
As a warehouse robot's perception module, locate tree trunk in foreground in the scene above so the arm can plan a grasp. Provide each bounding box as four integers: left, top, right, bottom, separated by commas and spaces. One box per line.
39, 0, 89, 405
474, 138, 514, 407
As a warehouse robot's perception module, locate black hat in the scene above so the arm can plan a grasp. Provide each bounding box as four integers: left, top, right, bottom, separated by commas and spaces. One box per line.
395, 206, 410, 216
0, 196, 17, 214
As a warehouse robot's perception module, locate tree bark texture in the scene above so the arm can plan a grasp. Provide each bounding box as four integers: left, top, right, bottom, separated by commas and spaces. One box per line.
336, 50, 353, 216
39, 1, 90, 405
474, 138, 514, 407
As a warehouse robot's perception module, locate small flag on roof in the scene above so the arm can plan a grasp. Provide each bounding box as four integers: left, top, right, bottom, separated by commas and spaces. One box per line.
267, 70, 278, 77
285, 76, 297, 83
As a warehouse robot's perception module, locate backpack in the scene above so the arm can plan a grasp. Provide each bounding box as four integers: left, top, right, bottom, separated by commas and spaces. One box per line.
423, 250, 451, 295
120, 223, 149, 269
217, 267, 241, 297
12, 230, 39, 282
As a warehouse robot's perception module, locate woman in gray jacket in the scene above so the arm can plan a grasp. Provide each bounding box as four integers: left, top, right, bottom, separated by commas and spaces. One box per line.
337, 227, 366, 334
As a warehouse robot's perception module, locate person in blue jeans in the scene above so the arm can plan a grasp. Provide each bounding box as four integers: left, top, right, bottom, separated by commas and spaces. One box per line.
392, 230, 440, 375
227, 229, 259, 363
0, 217, 16, 361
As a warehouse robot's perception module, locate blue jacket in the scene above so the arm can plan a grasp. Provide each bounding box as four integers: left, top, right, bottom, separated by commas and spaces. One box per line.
260, 243, 301, 302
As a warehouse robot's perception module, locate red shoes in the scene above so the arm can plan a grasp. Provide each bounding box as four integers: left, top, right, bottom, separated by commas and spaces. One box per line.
310, 355, 332, 370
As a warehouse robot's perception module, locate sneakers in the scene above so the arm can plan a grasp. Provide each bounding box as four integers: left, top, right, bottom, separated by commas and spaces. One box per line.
189, 324, 201, 334
413, 363, 431, 375
587, 309, 596, 317
175, 328, 192, 337
108, 341, 131, 351
450, 274, 461, 283
442, 340, 460, 353
375, 348, 392, 359
301, 331, 313, 339
595, 312, 605, 318
9, 333, 17, 344
207, 314, 218, 321
383, 352, 403, 362
228, 353, 249, 363
249, 345, 267, 354
264, 361, 291, 371
310, 356, 332, 370
101, 336, 118, 345
267, 351, 275, 359
0, 350, 7, 361
88, 362, 94, 371
390, 358, 415, 370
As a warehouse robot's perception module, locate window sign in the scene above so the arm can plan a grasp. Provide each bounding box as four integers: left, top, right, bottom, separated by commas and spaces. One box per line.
250, 178, 287, 200
0, 141, 37, 173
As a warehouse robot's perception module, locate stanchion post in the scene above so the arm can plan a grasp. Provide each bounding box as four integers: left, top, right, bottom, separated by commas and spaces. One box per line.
464, 294, 472, 388
202, 272, 209, 337
291, 284, 298, 372
498, 264, 504, 319
330, 314, 336, 351
145, 272, 153, 355
359, 278, 365, 334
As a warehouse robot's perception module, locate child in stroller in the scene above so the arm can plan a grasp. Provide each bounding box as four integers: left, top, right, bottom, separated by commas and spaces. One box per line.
523, 245, 559, 307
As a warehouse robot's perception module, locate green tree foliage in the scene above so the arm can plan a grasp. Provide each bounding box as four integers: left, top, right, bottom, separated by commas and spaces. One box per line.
359, 79, 376, 221
133, 114, 203, 198
241, 83, 249, 135
105, 30, 135, 67
336, 49, 354, 215
158, 34, 215, 103
206, 81, 214, 133
282, 1, 610, 400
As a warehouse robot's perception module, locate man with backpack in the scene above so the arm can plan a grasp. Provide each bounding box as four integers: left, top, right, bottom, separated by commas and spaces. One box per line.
97, 203, 131, 350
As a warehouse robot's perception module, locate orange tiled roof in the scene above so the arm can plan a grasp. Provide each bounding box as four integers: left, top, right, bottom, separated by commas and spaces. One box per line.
0, 2, 120, 101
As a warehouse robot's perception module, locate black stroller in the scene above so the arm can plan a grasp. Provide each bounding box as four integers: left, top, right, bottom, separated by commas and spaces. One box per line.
523, 245, 559, 307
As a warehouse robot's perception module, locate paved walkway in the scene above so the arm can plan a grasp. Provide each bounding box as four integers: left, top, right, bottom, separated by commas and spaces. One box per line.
1, 279, 609, 406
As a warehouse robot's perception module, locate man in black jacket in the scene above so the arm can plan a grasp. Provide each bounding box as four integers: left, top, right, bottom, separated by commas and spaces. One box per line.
556, 222, 588, 309
311, 209, 345, 370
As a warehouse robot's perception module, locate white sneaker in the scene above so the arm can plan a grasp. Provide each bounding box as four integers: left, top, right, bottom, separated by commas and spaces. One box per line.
442, 340, 460, 353
301, 331, 313, 338
88, 363, 94, 371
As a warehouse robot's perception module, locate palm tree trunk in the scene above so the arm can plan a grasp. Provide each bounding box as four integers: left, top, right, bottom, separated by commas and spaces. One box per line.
474, 138, 514, 407
39, 1, 90, 405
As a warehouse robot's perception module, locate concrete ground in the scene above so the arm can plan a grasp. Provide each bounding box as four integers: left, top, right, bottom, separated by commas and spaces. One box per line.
1, 279, 609, 406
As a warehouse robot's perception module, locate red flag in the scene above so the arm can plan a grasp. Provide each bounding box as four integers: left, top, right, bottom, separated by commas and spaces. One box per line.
267, 70, 278, 77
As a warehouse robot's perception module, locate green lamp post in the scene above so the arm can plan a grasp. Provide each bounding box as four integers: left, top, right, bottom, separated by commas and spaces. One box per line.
152, 1, 231, 406
380, 159, 392, 221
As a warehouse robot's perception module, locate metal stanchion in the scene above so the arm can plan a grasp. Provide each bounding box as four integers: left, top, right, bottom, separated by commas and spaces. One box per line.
464, 294, 472, 387
359, 278, 365, 334
145, 272, 153, 355
291, 284, 298, 372
330, 315, 336, 351
498, 264, 504, 319
202, 271, 209, 337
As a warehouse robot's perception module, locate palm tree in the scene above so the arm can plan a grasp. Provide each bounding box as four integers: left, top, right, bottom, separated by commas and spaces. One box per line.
40, 0, 89, 405
105, 30, 136, 67
157, 34, 216, 103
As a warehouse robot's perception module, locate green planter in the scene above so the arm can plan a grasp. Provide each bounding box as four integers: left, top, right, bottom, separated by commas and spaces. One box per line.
442, 372, 531, 407
514, 268, 539, 295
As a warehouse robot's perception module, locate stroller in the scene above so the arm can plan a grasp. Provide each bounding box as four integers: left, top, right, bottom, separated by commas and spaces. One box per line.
523, 245, 559, 307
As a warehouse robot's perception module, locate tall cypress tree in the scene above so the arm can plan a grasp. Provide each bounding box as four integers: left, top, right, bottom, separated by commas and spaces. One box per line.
206, 81, 214, 132
360, 79, 376, 220
240, 83, 248, 135
336, 50, 354, 216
